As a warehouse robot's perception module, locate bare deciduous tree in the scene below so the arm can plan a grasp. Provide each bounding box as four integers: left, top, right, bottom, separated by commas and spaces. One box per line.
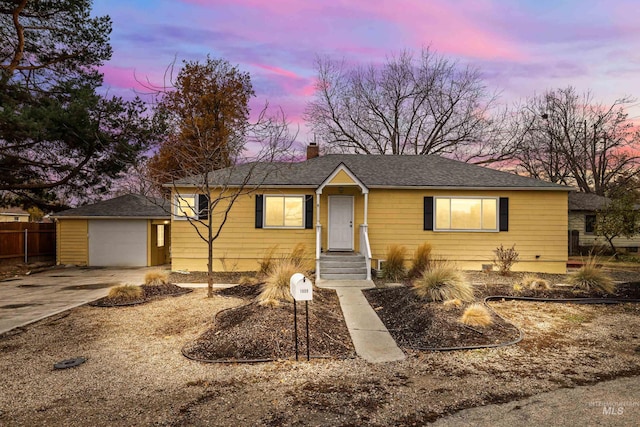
148, 57, 295, 297
304, 48, 504, 161
508, 87, 640, 195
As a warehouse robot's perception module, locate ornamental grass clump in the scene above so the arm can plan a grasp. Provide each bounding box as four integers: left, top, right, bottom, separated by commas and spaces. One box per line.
258, 245, 279, 277
258, 258, 297, 307
443, 298, 462, 310
521, 275, 551, 290
460, 304, 494, 327
568, 258, 615, 294
412, 263, 473, 302
408, 242, 432, 278
144, 270, 169, 286
382, 244, 407, 281
108, 284, 143, 301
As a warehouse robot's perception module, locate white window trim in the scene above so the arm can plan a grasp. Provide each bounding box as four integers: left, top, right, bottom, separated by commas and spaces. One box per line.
434, 196, 499, 232
173, 194, 198, 220
263, 194, 306, 229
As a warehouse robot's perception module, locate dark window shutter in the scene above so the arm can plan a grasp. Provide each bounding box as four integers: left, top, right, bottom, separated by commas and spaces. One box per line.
255, 195, 263, 228
198, 194, 209, 220
305, 195, 314, 229
499, 197, 509, 231
424, 197, 434, 231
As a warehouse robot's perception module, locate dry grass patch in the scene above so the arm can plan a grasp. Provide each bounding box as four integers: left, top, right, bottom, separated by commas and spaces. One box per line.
144, 270, 169, 285
461, 304, 493, 327
108, 284, 143, 301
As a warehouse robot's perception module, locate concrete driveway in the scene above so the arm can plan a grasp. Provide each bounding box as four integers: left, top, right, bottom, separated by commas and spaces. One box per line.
0, 266, 155, 335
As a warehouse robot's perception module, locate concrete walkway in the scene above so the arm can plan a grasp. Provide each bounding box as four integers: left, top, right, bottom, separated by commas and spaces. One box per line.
0, 266, 153, 335
317, 279, 405, 363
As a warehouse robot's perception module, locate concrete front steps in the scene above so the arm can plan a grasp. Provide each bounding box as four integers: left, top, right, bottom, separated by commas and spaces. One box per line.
319, 252, 368, 280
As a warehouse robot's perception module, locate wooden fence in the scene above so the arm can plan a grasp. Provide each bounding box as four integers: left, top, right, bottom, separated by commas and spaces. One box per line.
0, 222, 56, 262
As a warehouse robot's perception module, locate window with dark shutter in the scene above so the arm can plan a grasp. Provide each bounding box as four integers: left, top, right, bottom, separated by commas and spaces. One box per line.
198, 194, 209, 220
499, 197, 509, 231
305, 195, 314, 229
424, 197, 434, 231
255, 195, 264, 228
585, 214, 596, 234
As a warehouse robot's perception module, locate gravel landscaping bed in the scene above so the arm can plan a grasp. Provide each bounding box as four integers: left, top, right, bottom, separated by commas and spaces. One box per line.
184, 285, 355, 361
0, 274, 639, 425
91, 283, 192, 307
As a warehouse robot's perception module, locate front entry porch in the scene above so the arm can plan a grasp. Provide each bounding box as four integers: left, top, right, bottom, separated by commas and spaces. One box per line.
314, 163, 372, 280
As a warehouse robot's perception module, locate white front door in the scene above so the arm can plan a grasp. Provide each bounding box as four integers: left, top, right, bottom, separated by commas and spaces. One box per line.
328, 196, 353, 251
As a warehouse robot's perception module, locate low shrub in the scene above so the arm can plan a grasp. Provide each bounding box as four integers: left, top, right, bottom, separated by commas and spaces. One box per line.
521, 275, 551, 290
383, 244, 407, 281
258, 258, 297, 307
408, 242, 432, 278
568, 258, 615, 294
461, 304, 493, 327
108, 284, 143, 301
412, 264, 473, 302
144, 270, 169, 286
493, 244, 519, 275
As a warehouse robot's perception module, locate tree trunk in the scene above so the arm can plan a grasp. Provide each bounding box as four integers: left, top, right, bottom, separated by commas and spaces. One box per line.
606, 237, 618, 259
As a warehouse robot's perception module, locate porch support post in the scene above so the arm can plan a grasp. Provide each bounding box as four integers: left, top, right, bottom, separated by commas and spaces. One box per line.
363, 192, 368, 226
315, 190, 322, 281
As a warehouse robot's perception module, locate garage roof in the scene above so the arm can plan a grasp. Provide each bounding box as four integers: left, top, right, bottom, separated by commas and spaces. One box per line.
52, 194, 170, 219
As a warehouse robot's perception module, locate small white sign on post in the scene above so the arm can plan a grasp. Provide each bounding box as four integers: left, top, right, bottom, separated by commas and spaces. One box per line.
289, 273, 313, 301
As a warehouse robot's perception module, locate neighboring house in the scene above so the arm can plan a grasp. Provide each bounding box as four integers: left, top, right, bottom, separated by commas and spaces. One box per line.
0, 207, 30, 222
52, 194, 170, 267
568, 192, 640, 253
170, 148, 570, 277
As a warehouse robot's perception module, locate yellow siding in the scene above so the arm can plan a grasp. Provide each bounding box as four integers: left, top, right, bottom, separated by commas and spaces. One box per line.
367, 189, 568, 274
328, 169, 357, 185
171, 188, 315, 272
171, 186, 568, 274
57, 219, 88, 265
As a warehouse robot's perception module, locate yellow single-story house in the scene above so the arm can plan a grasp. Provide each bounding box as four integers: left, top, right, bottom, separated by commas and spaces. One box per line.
170, 147, 570, 278
52, 194, 171, 267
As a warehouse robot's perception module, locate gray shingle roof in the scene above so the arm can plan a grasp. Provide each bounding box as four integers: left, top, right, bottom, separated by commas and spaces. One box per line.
172, 154, 569, 190
568, 192, 609, 211
52, 194, 170, 218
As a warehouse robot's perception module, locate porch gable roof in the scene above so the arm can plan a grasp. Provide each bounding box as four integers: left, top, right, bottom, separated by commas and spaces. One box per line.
316, 163, 369, 194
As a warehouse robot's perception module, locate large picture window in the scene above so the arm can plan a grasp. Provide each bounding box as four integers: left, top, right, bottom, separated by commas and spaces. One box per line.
264, 195, 304, 228
435, 197, 498, 231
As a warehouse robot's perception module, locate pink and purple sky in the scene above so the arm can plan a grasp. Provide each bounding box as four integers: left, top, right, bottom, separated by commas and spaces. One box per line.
93, 0, 640, 142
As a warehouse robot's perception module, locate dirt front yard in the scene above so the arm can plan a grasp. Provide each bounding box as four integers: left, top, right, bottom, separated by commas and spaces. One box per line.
1, 283, 639, 426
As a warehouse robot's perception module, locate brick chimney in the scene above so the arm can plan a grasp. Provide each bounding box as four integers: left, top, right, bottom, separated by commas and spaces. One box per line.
306, 142, 319, 160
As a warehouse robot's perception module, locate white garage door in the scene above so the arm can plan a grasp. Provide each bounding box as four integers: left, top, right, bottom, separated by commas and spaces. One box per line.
88, 220, 147, 266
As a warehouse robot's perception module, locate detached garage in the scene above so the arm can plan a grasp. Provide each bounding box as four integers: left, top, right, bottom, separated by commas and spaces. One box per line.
52, 194, 170, 267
